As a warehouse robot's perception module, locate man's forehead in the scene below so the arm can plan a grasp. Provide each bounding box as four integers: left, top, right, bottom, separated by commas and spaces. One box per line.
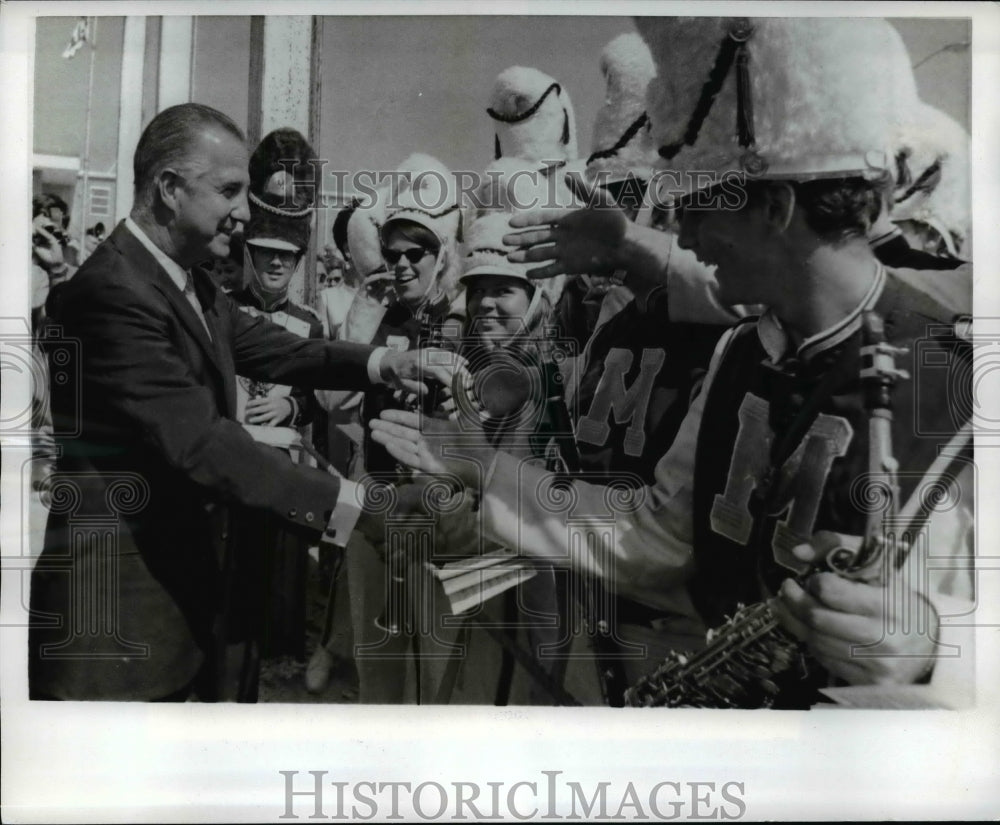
184, 126, 249, 174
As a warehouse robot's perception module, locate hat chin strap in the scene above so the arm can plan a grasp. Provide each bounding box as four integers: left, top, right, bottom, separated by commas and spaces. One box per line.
244, 246, 291, 312
410, 247, 448, 318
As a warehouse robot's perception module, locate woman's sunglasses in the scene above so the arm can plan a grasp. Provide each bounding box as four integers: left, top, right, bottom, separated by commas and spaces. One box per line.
382, 246, 435, 266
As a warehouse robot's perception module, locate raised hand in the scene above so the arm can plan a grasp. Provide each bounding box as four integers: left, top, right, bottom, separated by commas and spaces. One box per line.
503, 201, 630, 281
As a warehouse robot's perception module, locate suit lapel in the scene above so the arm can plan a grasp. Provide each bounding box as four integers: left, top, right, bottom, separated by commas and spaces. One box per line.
109, 222, 229, 402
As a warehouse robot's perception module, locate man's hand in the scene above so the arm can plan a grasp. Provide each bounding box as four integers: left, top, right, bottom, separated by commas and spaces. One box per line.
245, 395, 293, 426
369, 409, 496, 491
504, 205, 630, 281
378, 347, 471, 399
771, 531, 938, 686
502, 172, 675, 296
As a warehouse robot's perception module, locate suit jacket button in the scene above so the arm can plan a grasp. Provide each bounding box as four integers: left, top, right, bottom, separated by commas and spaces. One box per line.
221, 530, 229, 540
305, 512, 315, 523
289, 508, 297, 517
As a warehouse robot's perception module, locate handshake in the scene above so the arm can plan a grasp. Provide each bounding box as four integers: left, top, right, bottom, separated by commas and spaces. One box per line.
374, 345, 481, 421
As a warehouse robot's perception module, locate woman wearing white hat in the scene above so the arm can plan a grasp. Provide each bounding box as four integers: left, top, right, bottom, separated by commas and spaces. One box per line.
368, 212, 591, 705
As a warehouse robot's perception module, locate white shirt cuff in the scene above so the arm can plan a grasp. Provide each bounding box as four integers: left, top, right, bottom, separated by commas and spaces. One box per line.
323, 478, 364, 548
367, 347, 389, 384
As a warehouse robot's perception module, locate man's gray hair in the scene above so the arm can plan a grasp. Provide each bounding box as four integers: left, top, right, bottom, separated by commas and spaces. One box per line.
132, 103, 245, 203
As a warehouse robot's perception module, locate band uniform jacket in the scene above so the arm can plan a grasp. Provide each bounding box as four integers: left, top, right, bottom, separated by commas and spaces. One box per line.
30, 221, 378, 700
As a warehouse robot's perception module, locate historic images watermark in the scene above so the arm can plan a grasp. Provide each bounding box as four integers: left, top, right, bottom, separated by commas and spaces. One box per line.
278, 770, 748, 821
266, 160, 752, 213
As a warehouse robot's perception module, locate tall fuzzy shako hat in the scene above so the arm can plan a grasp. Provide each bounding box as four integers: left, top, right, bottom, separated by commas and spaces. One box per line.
245, 127, 319, 252
635, 17, 918, 200
488, 66, 578, 163
586, 32, 658, 185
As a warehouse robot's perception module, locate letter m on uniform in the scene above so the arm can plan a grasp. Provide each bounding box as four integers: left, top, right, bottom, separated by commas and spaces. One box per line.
576, 348, 666, 457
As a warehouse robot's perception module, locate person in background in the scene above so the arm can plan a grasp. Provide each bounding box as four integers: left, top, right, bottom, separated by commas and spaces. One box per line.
436, 211, 581, 704
30, 198, 75, 492
306, 195, 394, 695
228, 128, 330, 674
557, 31, 739, 703
341, 157, 467, 703
81, 221, 107, 262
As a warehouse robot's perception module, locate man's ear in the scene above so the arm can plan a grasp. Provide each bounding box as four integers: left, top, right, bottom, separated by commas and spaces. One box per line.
763, 182, 796, 234
156, 169, 183, 214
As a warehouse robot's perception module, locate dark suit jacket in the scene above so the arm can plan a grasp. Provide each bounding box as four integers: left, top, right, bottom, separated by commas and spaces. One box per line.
30, 221, 378, 700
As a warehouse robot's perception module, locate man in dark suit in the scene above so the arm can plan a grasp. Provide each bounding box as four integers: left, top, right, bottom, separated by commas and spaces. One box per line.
29, 103, 456, 701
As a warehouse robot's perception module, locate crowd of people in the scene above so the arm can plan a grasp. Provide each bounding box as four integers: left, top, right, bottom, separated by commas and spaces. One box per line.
29, 16, 975, 708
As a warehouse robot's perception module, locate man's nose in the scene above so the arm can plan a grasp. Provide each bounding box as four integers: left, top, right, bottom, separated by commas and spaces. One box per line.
232, 190, 251, 224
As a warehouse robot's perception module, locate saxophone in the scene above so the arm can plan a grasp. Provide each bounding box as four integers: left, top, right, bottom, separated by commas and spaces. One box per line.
625, 311, 910, 708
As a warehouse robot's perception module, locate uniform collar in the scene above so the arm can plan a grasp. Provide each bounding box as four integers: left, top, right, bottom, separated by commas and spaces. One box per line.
756, 262, 886, 365
246, 278, 288, 312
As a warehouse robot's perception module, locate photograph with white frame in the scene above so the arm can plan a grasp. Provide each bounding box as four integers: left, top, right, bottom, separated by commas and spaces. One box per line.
2, 1, 998, 821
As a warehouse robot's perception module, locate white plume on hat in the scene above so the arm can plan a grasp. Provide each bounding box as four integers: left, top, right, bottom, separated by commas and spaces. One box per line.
474, 156, 583, 219
488, 66, 578, 162
587, 32, 658, 183
345, 191, 387, 279
636, 17, 915, 194
891, 101, 971, 257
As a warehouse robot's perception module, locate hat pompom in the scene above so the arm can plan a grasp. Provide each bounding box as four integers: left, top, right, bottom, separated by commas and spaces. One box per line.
248, 128, 319, 210
587, 32, 658, 183
488, 66, 578, 162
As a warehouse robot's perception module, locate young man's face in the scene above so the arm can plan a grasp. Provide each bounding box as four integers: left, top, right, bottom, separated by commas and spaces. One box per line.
676, 186, 773, 306
249, 244, 301, 291
171, 127, 251, 264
